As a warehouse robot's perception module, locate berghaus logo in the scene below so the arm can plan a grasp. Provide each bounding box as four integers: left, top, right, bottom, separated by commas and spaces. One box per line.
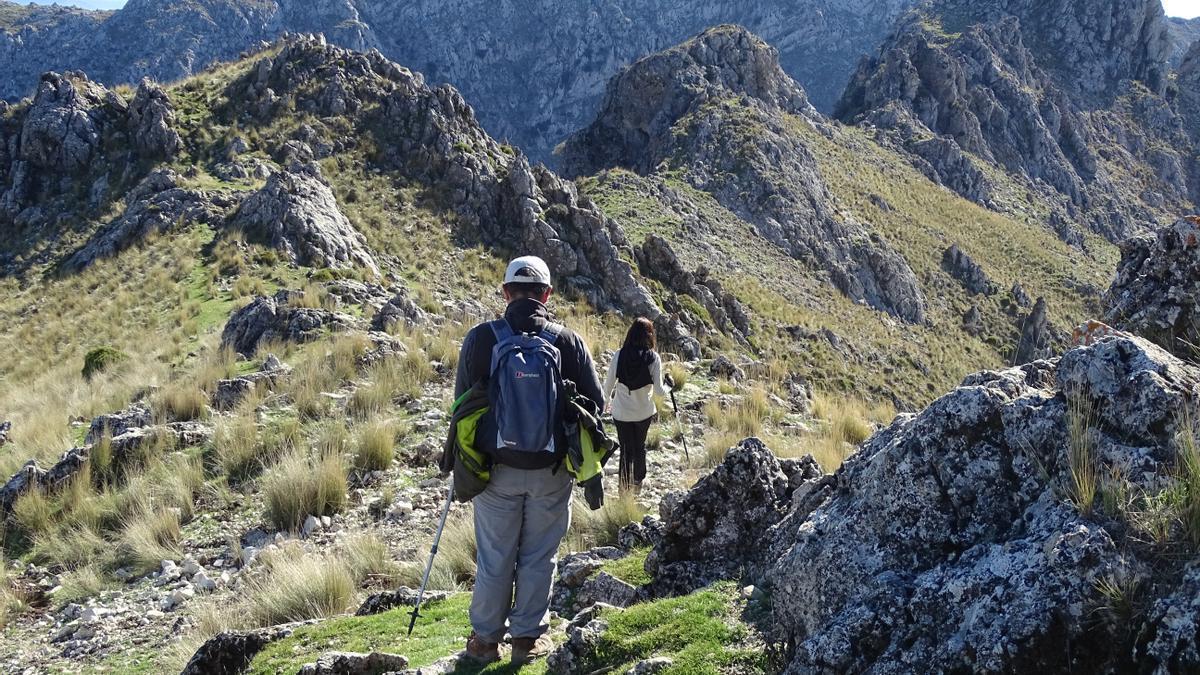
515, 371, 542, 379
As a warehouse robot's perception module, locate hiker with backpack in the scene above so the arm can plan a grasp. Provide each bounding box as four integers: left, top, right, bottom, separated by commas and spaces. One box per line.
603, 317, 669, 495
449, 255, 605, 666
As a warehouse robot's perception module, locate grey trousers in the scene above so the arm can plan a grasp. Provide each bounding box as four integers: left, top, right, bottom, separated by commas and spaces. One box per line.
470, 463, 573, 643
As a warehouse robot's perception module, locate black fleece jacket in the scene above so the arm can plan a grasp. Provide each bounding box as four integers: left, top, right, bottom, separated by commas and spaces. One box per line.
453, 298, 605, 469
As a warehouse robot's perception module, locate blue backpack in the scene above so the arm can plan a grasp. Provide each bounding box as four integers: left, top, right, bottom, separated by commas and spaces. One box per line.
488, 319, 564, 454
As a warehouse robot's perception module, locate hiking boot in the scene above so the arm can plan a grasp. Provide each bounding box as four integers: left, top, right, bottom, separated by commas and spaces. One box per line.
511, 634, 554, 664
463, 632, 500, 664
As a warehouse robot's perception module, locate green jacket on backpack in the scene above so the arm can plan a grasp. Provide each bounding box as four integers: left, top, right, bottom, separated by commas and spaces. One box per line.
440, 379, 616, 507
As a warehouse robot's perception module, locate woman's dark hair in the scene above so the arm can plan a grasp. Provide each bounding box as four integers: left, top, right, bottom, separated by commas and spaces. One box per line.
622, 317, 656, 352
616, 317, 657, 389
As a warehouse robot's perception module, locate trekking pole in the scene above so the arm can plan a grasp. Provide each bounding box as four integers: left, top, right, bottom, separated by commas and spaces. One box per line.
669, 390, 690, 464
407, 480, 454, 636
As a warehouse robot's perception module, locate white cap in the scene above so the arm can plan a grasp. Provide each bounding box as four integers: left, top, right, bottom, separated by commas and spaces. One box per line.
504, 256, 552, 286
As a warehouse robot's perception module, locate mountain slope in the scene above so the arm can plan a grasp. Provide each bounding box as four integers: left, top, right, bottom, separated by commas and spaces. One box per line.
564, 25, 1113, 406
0, 0, 919, 161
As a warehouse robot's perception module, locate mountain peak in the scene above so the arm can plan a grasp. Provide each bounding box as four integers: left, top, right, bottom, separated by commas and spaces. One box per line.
934, 0, 1171, 101
559, 24, 814, 178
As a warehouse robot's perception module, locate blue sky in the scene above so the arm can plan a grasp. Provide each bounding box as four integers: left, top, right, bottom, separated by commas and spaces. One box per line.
18, 0, 1200, 18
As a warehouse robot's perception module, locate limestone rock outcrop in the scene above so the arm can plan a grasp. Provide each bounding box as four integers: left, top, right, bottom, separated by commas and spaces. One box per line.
838, 2, 1190, 243
942, 244, 996, 296
230, 161, 379, 275
220, 289, 357, 357
230, 35, 698, 357
653, 335, 1200, 672
0, 0, 919, 162
63, 169, 229, 271
126, 78, 181, 160
1106, 217, 1200, 358
1014, 296, 1054, 364
635, 235, 750, 341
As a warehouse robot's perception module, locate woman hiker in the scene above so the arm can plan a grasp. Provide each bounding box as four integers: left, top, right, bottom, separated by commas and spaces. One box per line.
603, 317, 669, 494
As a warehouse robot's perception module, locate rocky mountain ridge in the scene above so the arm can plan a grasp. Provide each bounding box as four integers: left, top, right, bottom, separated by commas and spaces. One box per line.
839, 0, 1194, 245
0, 0, 919, 162
562, 25, 928, 325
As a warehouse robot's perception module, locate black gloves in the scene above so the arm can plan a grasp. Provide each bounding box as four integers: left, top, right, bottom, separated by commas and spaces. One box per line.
582, 474, 605, 511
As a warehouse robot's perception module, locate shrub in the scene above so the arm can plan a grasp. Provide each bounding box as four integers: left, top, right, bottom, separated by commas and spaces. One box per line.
263, 451, 348, 532
82, 346, 128, 381
353, 421, 395, 472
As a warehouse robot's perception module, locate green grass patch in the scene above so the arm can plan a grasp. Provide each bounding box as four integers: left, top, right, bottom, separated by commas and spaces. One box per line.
576, 581, 765, 675
83, 646, 163, 675
599, 548, 652, 587
247, 593, 548, 675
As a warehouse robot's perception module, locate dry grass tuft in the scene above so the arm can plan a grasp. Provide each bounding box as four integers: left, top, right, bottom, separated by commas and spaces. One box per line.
1066, 389, 1099, 517
341, 533, 402, 587
353, 420, 396, 472
244, 546, 356, 626
117, 509, 183, 576
772, 393, 895, 472
568, 493, 646, 551
262, 450, 348, 532
397, 512, 477, 591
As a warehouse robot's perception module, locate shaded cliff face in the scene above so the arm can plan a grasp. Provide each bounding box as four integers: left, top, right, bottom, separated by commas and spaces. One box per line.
1167, 16, 1200, 66
561, 25, 928, 325
838, 1, 1193, 244
935, 0, 1171, 102
0, 0, 917, 162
